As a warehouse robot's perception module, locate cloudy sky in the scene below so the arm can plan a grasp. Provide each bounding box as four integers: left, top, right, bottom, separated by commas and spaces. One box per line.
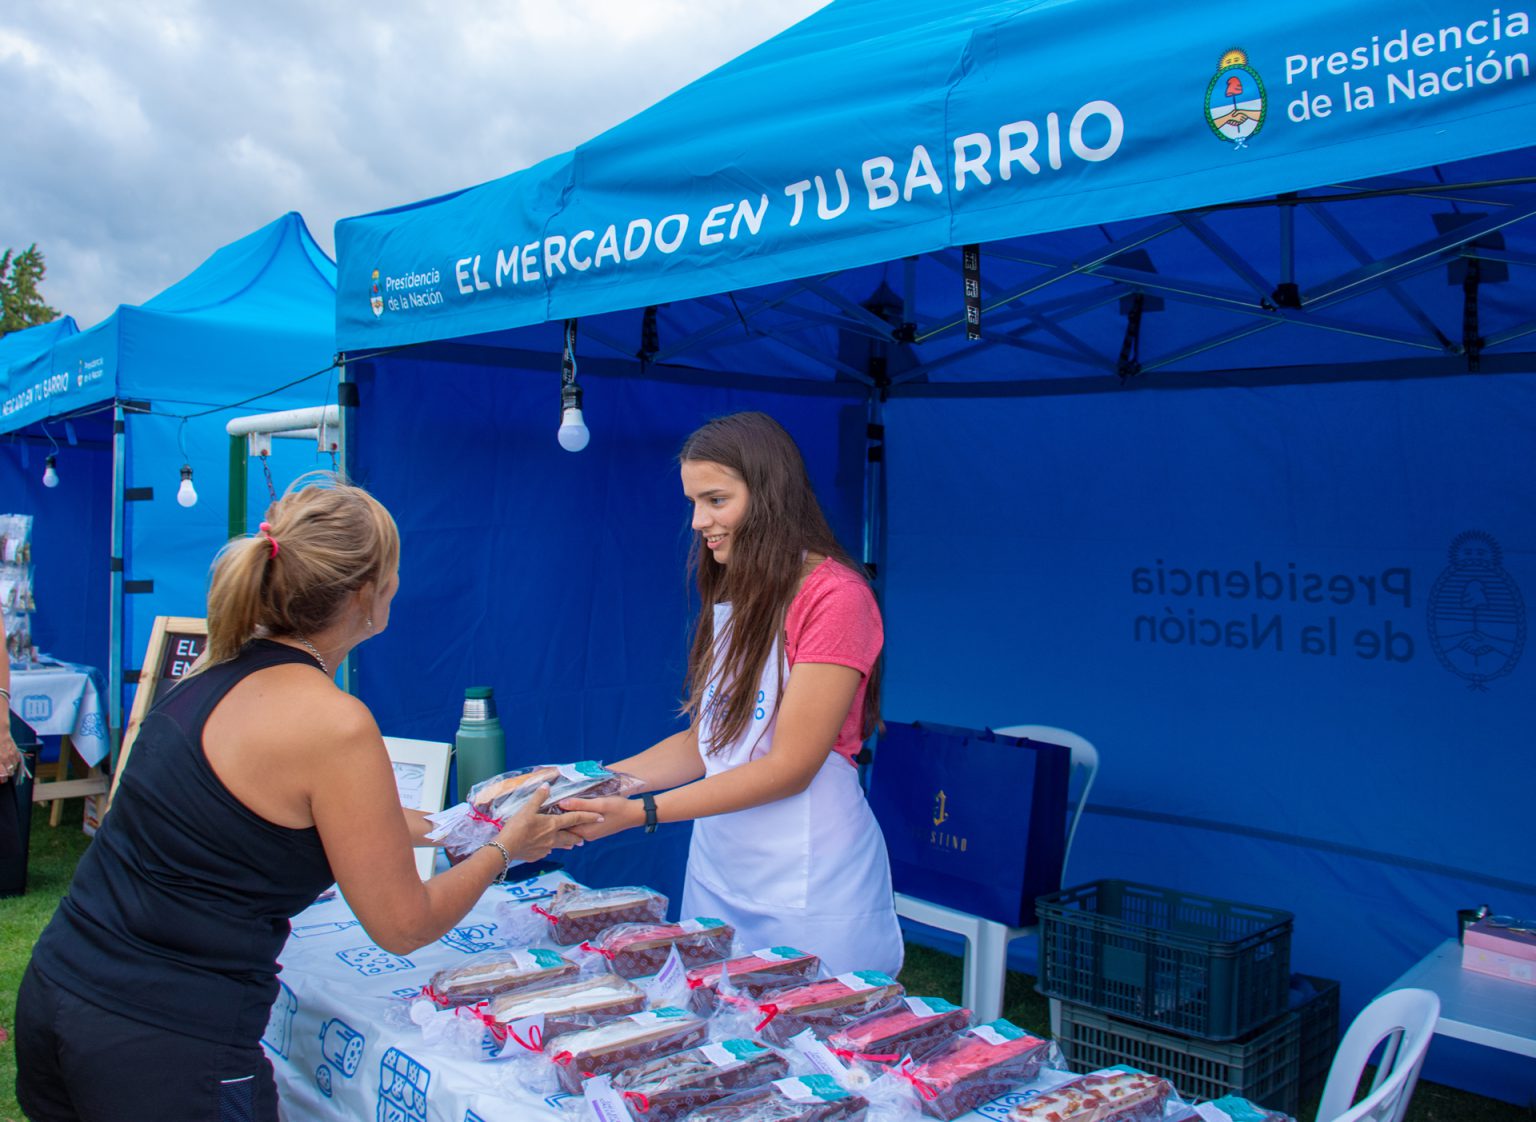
0, 1, 827, 329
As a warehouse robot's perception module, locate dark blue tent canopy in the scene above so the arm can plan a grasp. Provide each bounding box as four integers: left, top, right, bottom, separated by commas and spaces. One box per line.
332, 0, 1536, 1101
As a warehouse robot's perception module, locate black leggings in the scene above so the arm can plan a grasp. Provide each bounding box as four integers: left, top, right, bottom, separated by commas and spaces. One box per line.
15, 964, 278, 1122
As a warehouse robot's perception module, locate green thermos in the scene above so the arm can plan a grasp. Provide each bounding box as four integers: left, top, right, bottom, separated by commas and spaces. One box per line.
453, 686, 506, 804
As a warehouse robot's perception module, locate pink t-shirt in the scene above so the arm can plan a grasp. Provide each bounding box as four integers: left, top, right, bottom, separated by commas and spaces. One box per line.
784, 558, 883, 764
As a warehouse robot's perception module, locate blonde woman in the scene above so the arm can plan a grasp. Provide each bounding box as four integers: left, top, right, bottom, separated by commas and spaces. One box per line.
16, 475, 599, 1122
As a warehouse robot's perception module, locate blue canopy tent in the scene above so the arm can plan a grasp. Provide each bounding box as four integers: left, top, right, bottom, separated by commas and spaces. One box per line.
0, 213, 339, 745
333, 0, 1536, 1101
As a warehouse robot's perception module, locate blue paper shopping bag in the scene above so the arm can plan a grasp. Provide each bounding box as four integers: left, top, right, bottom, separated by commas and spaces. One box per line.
867, 722, 1069, 927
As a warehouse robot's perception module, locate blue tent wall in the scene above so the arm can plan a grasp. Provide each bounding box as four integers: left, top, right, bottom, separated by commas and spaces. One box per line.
0, 416, 113, 668
881, 377, 1536, 1101
1, 215, 339, 725
347, 351, 868, 907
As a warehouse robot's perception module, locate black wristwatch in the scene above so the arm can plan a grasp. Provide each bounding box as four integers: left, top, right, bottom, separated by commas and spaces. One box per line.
641, 793, 659, 834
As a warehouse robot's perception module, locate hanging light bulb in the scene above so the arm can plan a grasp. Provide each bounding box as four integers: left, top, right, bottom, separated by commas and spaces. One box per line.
557, 317, 589, 452
558, 383, 589, 452
42, 454, 59, 488
177, 464, 198, 508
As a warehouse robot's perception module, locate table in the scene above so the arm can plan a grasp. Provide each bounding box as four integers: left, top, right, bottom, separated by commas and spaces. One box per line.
8, 663, 109, 765
268, 876, 1175, 1122
1385, 938, 1536, 1059
9, 663, 111, 823
269, 872, 583, 1122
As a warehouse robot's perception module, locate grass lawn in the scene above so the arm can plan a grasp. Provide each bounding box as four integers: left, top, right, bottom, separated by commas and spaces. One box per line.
0, 803, 1528, 1121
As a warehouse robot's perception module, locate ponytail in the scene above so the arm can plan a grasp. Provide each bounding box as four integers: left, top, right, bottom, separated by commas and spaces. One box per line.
197, 472, 400, 671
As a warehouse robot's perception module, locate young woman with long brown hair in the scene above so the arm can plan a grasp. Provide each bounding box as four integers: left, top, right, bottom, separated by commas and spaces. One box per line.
565, 412, 902, 975
15, 475, 599, 1122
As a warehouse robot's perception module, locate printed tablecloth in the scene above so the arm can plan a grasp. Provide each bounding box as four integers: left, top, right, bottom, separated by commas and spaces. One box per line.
269, 871, 578, 1122
7, 662, 109, 765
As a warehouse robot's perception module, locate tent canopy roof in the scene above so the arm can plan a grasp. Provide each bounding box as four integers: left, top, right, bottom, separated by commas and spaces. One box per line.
1, 213, 337, 433
335, 0, 1536, 391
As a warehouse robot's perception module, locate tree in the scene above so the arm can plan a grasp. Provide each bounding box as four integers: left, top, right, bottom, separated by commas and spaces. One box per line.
0, 245, 60, 338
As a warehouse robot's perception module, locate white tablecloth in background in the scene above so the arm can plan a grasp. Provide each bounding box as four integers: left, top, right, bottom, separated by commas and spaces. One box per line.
8, 663, 109, 765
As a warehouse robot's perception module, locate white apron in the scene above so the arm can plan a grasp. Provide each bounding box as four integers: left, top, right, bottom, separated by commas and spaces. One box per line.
681, 602, 904, 977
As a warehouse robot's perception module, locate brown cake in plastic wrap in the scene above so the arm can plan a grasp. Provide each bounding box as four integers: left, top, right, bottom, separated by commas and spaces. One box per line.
608, 1039, 791, 1122
471, 761, 634, 817
905, 1019, 1051, 1120
754, 971, 905, 1045
584, 917, 735, 978
423, 947, 577, 1007
683, 1074, 869, 1121
546, 1007, 709, 1093
1006, 1069, 1173, 1122
826, 997, 973, 1063
685, 947, 822, 1013
533, 883, 668, 946
486, 972, 645, 1036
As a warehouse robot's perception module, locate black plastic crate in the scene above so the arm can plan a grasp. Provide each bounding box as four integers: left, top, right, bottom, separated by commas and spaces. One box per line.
1057, 999, 1301, 1116
1292, 974, 1340, 1097
1037, 879, 1293, 1040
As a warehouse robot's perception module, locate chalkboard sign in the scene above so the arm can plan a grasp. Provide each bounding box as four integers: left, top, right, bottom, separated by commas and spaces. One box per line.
104, 615, 208, 815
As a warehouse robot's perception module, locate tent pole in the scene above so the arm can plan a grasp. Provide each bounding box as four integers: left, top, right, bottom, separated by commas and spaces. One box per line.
108, 403, 125, 767
338, 358, 358, 698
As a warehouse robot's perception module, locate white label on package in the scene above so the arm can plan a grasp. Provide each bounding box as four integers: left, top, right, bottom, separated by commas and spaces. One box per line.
790, 1029, 850, 1078
903, 996, 959, 1018
646, 944, 686, 995
773, 1075, 848, 1103
679, 917, 726, 932
750, 946, 808, 961
834, 970, 892, 992
583, 1075, 630, 1122
967, 1024, 1012, 1046
700, 1039, 768, 1068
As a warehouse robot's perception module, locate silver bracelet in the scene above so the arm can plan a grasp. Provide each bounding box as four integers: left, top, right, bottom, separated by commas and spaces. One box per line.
480, 840, 513, 883
0, 686, 10, 704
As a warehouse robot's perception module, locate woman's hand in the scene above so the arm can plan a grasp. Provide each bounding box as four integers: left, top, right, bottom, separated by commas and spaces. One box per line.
557, 795, 645, 842
0, 723, 21, 784
497, 785, 606, 862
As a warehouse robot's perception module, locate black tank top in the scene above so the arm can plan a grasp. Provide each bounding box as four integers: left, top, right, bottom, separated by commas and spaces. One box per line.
31, 639, 335, 1044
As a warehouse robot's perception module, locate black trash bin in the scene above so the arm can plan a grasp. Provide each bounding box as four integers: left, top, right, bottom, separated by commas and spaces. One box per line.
0, 710, 41, 897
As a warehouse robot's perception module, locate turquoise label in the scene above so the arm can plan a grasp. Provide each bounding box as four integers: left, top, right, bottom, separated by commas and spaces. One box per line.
768, 946, 807, 959
915, 996, 960, 1013
572, 760, 609, 777
721, 1038, 767, 1059
853, 970, 896, 987
529, 947, 563, 967
693, 917, 726, 928
985, 1018, 1025, 1040
798, 1074, 849, 1102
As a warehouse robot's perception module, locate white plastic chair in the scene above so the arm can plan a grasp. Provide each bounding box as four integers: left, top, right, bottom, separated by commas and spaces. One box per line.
894, 724, 1100, 1022
1316, 987, 1440, 1122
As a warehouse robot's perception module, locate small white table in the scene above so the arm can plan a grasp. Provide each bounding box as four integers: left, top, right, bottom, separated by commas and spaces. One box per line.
1385, 938, 1536, 1059
9, 663, 111, 824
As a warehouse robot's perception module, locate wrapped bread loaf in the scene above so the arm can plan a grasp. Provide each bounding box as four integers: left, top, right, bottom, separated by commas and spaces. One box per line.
684, 1074, 869, 1122
906, 1019, 1051, 1120
755, 971, 905, 1045
826, 997, 972, 1063
1007, 1069, 1173, 1122
686, 947, 822, 1013
546, 1007, 709, 1093
424, 947, 577, 1007
608, 1039, 791, 1122
487, 973, 644, 1036
471, 760, 634, 819
535, 883, 669, 946
583, 918, 735, 978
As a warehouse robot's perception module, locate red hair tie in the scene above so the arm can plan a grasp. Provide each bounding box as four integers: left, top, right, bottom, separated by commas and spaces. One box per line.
258, 521, 279, 558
